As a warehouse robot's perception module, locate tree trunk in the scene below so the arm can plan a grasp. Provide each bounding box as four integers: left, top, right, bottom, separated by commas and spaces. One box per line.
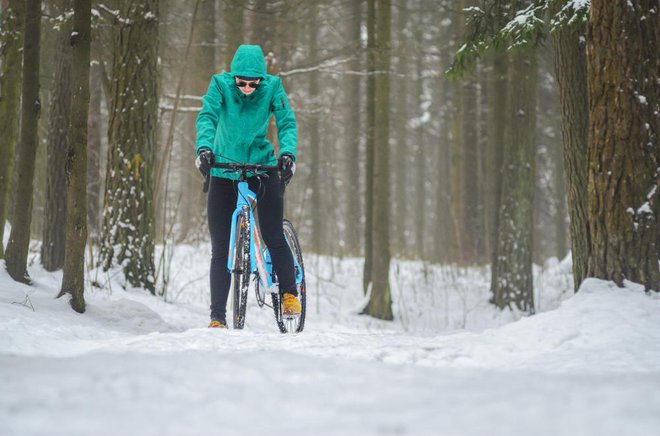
362, 0, 376, 295
458, 0, 482, 265
486, 48, 508, 274
222, 0, 244, 71
490, 47, 537, 313
554, 141, 568, 260
549, 0, 587, 287
100, 0, 158, 293
308, 3, 322, 254
59, 0, 91, 313
460, 70, 481, 264
42, 0, 72, 271
0, 0, 24, 259
449, 9, 465, 263
413, 24, 426, 260
533, 46, 563, 264
434, 17, 455, 264
4, 0, 41, 283
363, 0, 393, 320
343, 0, 362, 256
435, 78, 453, 261
179, 0, 214, 242
393, 1, 407, 256
250, 0, 274, 55
586, 0, 660, 290
87, 62, 102, 240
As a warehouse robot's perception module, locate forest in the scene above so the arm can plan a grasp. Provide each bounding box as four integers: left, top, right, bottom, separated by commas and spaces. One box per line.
0, 0, 658, 316
1, 1, 660, 435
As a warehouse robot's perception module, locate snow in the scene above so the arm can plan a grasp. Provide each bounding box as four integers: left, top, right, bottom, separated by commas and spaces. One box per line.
1, 240, 660, 435
570, 0, 590, 8
637, 202, 652, 215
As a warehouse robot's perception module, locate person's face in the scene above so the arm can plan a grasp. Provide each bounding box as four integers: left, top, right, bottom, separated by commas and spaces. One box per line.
235, 77, 260, 95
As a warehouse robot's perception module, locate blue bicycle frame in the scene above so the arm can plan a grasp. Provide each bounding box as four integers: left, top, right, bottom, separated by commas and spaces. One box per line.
227, 180, 303, 291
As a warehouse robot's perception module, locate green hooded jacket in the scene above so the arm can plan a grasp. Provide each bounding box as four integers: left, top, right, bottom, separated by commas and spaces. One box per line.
195, 45, 298, 180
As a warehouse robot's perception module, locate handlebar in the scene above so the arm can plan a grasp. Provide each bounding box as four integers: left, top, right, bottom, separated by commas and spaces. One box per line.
211, 162, 280, 172
203, 162, 280, 193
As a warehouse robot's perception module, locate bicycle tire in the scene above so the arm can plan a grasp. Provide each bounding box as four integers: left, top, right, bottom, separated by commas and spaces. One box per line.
273, 219, 306, 333
232, 212, 250, 329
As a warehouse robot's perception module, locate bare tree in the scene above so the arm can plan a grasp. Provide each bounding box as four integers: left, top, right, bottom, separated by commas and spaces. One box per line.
342, 0, 362, 255
362, 0, 376, 295
0, 0, 24, 259
4, 0, 41, 283
308, 3, 323, 254
58, 0, 91, 313
363, 0, 393, 320
42, 0, 72, 271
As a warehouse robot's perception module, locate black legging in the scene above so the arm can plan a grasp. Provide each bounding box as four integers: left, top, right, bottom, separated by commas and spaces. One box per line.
207, 173, 296, 322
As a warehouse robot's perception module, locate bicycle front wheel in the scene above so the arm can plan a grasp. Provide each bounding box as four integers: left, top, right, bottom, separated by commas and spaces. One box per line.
273, 219, 306, 333
232, 213, 250, 329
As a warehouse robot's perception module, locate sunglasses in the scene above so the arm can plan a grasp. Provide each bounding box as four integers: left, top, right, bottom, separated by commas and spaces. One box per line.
235, 80, 260, 89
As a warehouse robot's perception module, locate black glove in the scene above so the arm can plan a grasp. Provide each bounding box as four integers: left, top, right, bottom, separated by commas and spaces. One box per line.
278, 154, 296, 185
195, 148, 215, 177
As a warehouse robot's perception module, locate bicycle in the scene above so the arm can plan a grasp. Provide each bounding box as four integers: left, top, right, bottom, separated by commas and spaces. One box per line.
203, 162, 306, 333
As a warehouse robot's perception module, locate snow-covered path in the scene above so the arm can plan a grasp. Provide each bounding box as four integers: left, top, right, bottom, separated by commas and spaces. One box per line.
4, 349, 659, 436
2, 260, 660, 436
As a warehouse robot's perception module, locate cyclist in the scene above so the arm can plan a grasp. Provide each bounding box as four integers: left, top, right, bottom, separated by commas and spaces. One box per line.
195, 44, 301, 328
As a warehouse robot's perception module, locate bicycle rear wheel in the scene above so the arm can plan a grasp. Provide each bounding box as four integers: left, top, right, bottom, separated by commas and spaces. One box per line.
273, 219, 306, 333
232, 212, 250, 329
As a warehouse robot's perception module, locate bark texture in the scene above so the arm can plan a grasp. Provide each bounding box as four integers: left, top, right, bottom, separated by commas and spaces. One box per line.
363, 0, 393, 320
549, 0, 589, 291
4, 0, 41, 283
59, 0, 91, 313
100, 0, 158, 293
42, 1, 72, 271
0, 0, 24, 259
586, 0, 660, 290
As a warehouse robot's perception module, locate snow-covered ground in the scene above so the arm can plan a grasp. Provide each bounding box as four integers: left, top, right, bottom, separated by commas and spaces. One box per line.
1, 239, 660, 436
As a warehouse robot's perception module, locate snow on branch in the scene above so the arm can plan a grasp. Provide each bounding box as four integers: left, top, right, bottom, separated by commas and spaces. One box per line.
448, 0, 591, 78
159, 104, 201, 113
97, 4, 132, 25
550, 0, 591, 32
163, 94, 203, 102
278, 56, 354, 77
499, 2, 546, 49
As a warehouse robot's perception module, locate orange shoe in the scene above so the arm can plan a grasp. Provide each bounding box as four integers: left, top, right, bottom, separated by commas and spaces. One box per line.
208, 320, 228, 328
282, 293, 301, 316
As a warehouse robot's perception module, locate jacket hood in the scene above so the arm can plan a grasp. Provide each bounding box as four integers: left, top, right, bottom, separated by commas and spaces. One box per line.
230, 45, 267, 79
